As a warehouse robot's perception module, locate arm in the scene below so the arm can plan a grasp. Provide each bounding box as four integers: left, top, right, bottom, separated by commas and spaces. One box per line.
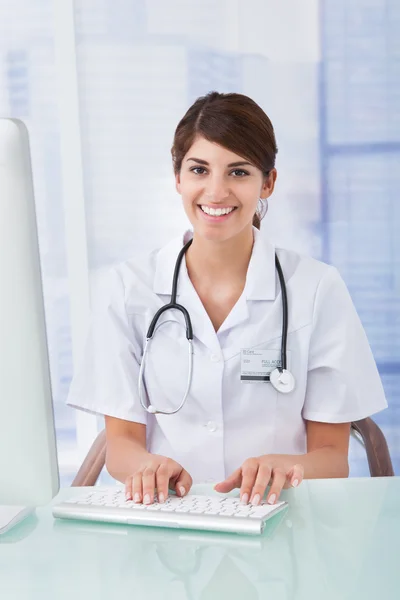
104, 415, 193, 503
215, 421, 350, 504
104, 415, 149, 484
266, 420, 350, 480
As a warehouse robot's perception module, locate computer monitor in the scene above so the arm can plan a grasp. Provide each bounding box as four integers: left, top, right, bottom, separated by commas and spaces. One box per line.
0, 118, 59, 506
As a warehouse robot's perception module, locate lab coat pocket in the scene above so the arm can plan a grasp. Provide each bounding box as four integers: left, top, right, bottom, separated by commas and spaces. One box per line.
226, 336, 289, 419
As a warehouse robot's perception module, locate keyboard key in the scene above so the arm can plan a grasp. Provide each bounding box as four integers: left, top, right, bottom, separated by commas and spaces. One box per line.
249, 507, 274, 518
235, 507, 252, 515
188, 495, 210, 500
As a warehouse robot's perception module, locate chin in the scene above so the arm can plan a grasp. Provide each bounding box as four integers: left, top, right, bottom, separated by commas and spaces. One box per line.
193, 223, 246, 244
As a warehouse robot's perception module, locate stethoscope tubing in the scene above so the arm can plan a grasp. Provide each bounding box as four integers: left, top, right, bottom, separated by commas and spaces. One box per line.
139, 238, 291, 414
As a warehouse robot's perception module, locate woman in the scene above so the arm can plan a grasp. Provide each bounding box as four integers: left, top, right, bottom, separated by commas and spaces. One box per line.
67, 92, 387, 508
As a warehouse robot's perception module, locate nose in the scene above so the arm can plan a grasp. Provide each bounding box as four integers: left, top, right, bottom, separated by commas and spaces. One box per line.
204, 177, 230, 202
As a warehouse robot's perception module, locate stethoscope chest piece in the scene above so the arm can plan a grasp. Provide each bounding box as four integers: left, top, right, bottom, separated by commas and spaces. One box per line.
270, 368, 295, 394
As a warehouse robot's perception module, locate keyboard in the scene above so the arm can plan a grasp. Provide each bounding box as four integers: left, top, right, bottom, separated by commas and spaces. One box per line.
52, 487, 288, 535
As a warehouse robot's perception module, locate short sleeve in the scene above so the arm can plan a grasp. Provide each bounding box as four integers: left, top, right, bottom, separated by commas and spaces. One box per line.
66, 267, 147, 425
302, 266, 388, 423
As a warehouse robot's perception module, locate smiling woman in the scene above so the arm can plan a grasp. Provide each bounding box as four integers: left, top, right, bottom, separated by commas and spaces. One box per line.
67, 91, 388, 509
171, 91, 278, 232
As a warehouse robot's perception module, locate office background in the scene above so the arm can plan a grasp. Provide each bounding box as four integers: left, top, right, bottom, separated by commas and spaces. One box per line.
0, 0, 398, 484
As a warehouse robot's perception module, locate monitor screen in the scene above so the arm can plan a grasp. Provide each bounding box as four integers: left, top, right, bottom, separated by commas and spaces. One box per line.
0, 118, 59, 506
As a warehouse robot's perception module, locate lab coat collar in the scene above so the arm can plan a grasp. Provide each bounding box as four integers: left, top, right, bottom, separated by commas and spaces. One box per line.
245, 227, 276, 301
153, 227, 276, 301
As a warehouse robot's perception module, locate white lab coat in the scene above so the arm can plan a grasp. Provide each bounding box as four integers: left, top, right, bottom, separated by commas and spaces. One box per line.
67, 227, 387, 484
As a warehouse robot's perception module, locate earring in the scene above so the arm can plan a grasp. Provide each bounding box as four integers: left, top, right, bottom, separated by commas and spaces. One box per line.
257, 197, 268, 219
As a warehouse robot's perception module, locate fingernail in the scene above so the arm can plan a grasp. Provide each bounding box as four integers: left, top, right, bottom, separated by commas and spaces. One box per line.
268, 494, 277, 505
125, 492, 131, 501
143, 494, 151, 505
252, 494, 260, 506
292, 479, 299, 488
158, 493, 165, 503
179, 486, 186, 497
241, 493, 249, 505
134, 493, 141, 503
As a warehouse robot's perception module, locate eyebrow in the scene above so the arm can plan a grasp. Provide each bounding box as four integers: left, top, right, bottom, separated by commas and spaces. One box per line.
186, 157, 253, 168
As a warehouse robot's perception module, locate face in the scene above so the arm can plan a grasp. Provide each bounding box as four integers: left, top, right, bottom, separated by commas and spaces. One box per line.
175, 136, 277, 242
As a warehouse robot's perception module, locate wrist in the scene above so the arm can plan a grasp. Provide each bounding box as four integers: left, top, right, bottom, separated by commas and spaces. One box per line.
261, 453, 304, 473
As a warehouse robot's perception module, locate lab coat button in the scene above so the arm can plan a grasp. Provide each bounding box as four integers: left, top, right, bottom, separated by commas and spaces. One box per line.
210, 353, 221, 363
206, 421, 217, 432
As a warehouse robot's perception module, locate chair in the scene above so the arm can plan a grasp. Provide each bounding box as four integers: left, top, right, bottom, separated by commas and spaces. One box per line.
71, 429, 107, 487
350, 418, 394, 477
71, 417, 394, 487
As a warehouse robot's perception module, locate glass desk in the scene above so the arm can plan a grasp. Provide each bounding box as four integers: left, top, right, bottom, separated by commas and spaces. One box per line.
1, 477, 399, 599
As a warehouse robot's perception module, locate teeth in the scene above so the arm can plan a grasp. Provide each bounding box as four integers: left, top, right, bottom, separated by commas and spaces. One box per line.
200, 206, 235, 216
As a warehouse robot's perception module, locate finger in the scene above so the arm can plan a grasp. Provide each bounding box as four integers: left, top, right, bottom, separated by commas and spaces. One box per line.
142, 466, 156, 504
285, 463, 304, 489
155, 463, 169, 503
266, 467, 287, 505
132, 471, 144, 503
125, 475, 133, 501
249, 462, 272, 505
214, 467, 242, 494
174, 468, 193, 497
239, 460, 259, 504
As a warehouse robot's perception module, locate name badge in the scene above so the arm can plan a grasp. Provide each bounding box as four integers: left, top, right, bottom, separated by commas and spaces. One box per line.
240, 348, 291, 383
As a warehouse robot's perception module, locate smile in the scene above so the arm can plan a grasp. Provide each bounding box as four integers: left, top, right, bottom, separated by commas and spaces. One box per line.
199, 205, 237, 217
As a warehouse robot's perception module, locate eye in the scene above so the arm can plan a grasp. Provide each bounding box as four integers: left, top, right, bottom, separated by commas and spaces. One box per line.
231, 169, 249, 177
190, 166, 207, 175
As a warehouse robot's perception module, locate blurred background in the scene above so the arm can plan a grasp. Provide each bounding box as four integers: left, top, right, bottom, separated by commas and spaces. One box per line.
0, 0, 399, 484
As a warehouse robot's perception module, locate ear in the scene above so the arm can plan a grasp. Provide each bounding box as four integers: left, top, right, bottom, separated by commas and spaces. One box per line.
260, 168, 277, 200
175, 172, 182, 195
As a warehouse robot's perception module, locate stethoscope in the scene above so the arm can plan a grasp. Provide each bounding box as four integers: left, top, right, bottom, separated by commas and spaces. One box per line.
138, 238, 295, 415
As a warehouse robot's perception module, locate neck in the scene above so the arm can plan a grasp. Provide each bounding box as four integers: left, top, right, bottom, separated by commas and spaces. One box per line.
186, 226, 254, 285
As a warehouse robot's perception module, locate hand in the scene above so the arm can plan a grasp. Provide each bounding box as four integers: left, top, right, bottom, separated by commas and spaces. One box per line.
214, 456, 304, 505
125, 454, 192, 505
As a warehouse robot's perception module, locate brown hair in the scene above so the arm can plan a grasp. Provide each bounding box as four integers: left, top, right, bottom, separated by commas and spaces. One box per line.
171, 91, 278, 229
